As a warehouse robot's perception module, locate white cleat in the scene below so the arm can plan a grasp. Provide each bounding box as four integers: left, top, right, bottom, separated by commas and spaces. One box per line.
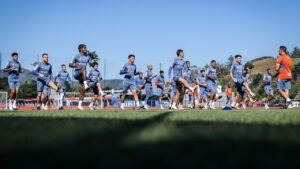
44, 106, 48, 110
89, 105, 96, 111
144, 105, 149, 110
264, 105, 270, 110
78, 106, 84, 110
9, 104, 13, 111
178, 105, 184, 110
171, 105, 178, 110
160, 105, 164, 110
120, 105, 125, 110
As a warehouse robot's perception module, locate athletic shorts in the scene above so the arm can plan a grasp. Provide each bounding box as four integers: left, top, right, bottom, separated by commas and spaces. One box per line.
9, 81, 20, 89
123, 79, 137, 93
73, 70, 84, 85
277, 79, 291, 90
37, 78, 51, 92
264, 85, 273, 95
207, 80, 217, 93
157, 87, 166, 97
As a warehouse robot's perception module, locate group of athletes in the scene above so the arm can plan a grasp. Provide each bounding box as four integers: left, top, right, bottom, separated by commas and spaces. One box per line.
3, 45, 293, 111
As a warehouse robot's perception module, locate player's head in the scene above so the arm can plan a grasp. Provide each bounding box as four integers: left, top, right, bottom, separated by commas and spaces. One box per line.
61, 64, 66, 71
267, 68, 271, 74
78, 44, 87, 54
211, 60, 216, 67
11, 52, 18, 61
185, 61, 190, 68
147, 64, 153, 70
128, 54, 135, 63
177, 49, 184, 58
138, 71, 143, 77
200, 69, 205, 76
160, 70, 164, 76
227, 84, 231, 88
42, 53, 48, 63
235, 55, 242, 63
92, 62, 98, 69
279, 46, 287, 55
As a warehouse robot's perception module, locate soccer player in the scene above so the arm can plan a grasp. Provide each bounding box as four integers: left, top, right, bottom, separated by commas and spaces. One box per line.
69, 44, 94, 110
225, 84, 233, 106
135, 71, 145, 98
87, 62, 103, 110
119, 54, 140, 110
143, 64, 157, 110
183, 61, 194, 108
32, 53, 58, 110
230, 55, 245, 109
54, 64, 71, 110
276, 46, 293, 109
262, 68, 274, 109
169, 49, 195, 110
156, 70, 168, 109
206, 60, 219, 109
4, 52, 23, 111
195, 69, 209, 109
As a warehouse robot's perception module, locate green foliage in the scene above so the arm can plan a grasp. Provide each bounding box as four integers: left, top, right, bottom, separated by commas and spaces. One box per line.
87, 51, 99, 61
245, 62, 254, 69
19, 80, 37, 99
292, 63, 300, 81
0, 77, 9, 91
291, 47, 300, 58
102, 86, 112, 90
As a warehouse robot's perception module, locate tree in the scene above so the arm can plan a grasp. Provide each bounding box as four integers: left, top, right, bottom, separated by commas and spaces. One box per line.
0, 77, 9, 91
291, 47, 300, 58
292, 63, 300, 81
19, 80, 37, 99
245, 62, 254, 70
226, 55, 234, 69
87, 51, 99, 62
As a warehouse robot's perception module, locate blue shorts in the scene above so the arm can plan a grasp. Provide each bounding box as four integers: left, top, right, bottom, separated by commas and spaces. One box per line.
207, 80, 217, 93
200, 87, 209, 97
145, 83, 153, 96
123, 79, 137, 93
73, 70, 84, 85
264, 85, 273, 95
43, 86, 51, 95
170, 83, 177, 97
157, 87, 166, 97
173, 76, 181, 84
9, 81, 20, 89
89, 82, 100, 95
227, 96, 232, 101
277, 79, 291, 90
37, 78, 51, 92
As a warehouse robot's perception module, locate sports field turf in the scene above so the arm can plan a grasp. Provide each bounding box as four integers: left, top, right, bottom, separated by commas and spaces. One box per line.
1, 109, 300, 169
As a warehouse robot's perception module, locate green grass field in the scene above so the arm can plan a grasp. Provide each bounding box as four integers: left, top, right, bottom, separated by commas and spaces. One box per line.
1, 109, 300, 169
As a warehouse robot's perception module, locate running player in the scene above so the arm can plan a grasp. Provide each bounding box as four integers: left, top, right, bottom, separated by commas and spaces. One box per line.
262, 68, 274, 109
170, 49, 195, 110
32, 53, 58, 110
143, 64, 157, 110
276, 46, 293, 109
230, 55, 245, 109
54, 64, 71, 110
69, 44, 94, 110
156, 70, 168, 109
87, 62, 103, 110
195, 69, 209, 109
119, 54, 140, 110
183, 61, 194, 108
135, 71, 145, 98
206, 60, 219, 109
4, 52, 23, 111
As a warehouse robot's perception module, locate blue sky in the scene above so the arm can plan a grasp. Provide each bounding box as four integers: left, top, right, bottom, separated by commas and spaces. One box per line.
0, 0, 299, 79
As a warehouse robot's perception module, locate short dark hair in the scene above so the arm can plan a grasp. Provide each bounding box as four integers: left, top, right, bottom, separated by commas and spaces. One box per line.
160, 70, 164, 74
280, 46, 287, 53
185, 61, 190, 64
177, 49, 183, 56
61, 64, 66, 68
42, 53, 48, 57
92, 62, 98, 67
211, 60, 216, 63
11, 52, 18, 57
128, 54, 135, 59
267, 68, 270, 71
78, 44, 86, 52
200, 69, 205, 73
235, 55, 242, 59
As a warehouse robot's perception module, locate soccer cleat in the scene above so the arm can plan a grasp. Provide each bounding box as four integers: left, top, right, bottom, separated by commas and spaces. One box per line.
120, 104, 125, 110
89, 105, 96, 111
144, 105, 149, 110
77, 106, 84, 110
242, 104, 247, 110
264, 104, 270, 110
287, 102, 293, 109
160, 105, 164, 110
9, 104, 13, 111
37, 106, 41, 110
178, 105, 184, 110
44, 106, 48, 110
171, 105, 178, 110
59, 106, 64, 110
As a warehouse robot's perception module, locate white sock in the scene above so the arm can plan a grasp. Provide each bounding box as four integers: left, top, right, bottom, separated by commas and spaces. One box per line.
9, 100, 12, 106
78, 101, 82, 107
136, 102, 140, 107
189, 87, 194, 91
13, 100, 16, 107
121, 103, 125, 107
59, 94, 64, 107
212, 101, 215, 106
231, 102, 236, 107
84, 81, 88, 87
172, 103, 176, 107
89, 102, 94, 106
287, 98, 291, 102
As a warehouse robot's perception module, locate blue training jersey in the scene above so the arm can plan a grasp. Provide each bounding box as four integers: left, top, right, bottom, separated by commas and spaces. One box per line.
196, 75, 208, 88
183, 67, 192, 84
156, 76, 165, 89
206, 66, 217, 82
144, 70, 154, 84
54, 70, 71, 88
120, 62, 138, 80
88, 68, 102, 82
5, 60, 22, 82
71, 54, 93, 71
135, 77, 145, 89
231, 62, 244, 79
32, 62, 53, 81
263, 73, 272, 86
171, 57, 185, 78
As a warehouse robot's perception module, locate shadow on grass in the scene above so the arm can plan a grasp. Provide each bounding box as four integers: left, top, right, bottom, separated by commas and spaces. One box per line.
1, 111, 300, 169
